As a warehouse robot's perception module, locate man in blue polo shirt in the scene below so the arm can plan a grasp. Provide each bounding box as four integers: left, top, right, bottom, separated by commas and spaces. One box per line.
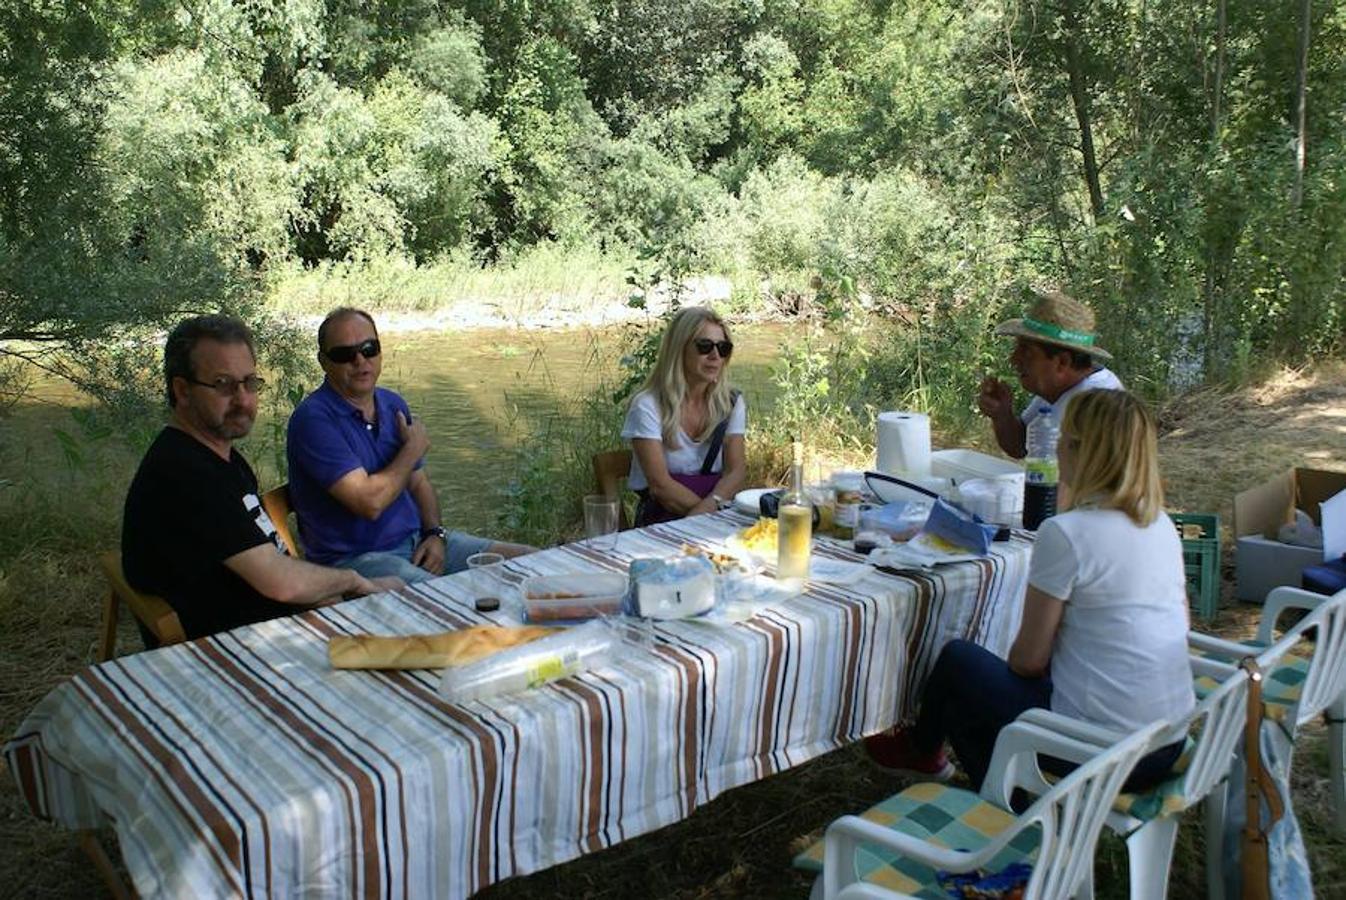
286, 308, 533, 583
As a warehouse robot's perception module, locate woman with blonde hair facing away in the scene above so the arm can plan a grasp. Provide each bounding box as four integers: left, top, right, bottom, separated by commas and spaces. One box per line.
622, 307, 747, 526
867, 389, 1194, 790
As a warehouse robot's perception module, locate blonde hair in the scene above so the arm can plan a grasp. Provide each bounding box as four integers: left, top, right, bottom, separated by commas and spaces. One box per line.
1060, 390, 1164, 526
635, 307, 735, 448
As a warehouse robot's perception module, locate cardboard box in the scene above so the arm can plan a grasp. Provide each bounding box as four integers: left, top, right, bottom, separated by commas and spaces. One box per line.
1234, 468, 1346, 602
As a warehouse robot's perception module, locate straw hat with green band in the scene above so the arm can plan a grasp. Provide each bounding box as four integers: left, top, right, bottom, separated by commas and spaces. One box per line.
993, 290, 1113, 362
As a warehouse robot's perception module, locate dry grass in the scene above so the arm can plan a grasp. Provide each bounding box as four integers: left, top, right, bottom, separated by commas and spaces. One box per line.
3, 361, 1346, 898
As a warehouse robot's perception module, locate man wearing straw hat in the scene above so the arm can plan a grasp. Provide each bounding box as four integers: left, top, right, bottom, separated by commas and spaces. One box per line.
978, 290, 1122, 459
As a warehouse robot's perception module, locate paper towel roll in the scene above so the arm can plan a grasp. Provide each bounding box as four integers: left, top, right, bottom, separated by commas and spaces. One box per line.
876, 411, 931, 476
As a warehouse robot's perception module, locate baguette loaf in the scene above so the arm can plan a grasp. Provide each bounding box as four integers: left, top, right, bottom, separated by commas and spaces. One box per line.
328, 624, 556, 670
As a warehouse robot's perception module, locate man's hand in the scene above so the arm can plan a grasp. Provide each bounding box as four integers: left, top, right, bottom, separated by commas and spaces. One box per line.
978, 376, 1028, 458
395, 410, 431, 459
411, 534, 446, 576
338, 573, 406, 602
977, 376, 1014, 421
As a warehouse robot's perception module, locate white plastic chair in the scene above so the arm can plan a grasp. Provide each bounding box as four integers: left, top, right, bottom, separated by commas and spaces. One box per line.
1188, 586, 1346, 899
817, 719, 1165, 900
1017, 659, 1250, 900
1190, 586, 1346, 834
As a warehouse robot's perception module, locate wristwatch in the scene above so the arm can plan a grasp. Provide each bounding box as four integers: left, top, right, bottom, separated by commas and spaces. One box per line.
712, 494, 728, 510
421, 525, 448, 542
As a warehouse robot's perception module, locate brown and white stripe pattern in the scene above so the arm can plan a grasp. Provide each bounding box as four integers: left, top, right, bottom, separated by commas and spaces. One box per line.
5, 511, 1031, 898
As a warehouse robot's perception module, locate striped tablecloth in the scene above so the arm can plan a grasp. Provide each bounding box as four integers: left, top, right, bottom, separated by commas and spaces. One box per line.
6, 512, 1031, 899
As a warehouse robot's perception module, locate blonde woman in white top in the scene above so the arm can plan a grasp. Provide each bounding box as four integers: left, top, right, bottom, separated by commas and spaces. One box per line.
621, 307, 747, 526
868, 389, 1194, 789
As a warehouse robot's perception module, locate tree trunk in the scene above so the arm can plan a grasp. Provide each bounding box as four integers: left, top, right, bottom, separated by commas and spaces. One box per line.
1061, 3, 1105, 222
1204, 0, 1228, 376
1291, 0, 1311, 209
1211, 0, 1227, 145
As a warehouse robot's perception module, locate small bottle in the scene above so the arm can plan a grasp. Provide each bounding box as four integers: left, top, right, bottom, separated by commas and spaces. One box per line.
832, 471, 864, 540
1023, 408, 1059, 530
777, 440, 813, 583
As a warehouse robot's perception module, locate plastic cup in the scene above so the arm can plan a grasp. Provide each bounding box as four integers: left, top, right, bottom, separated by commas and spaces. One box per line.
465, 551, 505, 606
583, 494, 620, 551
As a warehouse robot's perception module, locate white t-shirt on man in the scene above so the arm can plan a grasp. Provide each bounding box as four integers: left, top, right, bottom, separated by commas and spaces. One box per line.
1020, 366, 1123, 428
1029, 507, 1195, 733
621, 389, 747, 491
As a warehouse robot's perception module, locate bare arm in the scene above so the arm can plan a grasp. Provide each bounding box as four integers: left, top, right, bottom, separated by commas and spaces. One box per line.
223, 543, 397, 606
407, 469, 445, 575
327, 410, 430, 520
1007, 585, 1066, 678
687, 434, 746, 516
978, 377, 1027, 459
631, 437, 706, 515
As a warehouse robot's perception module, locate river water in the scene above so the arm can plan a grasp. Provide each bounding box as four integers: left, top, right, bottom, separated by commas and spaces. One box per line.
377, 324, 788, 524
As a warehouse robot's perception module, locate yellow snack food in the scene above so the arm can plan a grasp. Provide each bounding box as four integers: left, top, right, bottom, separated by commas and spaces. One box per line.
737, 517, 779, 553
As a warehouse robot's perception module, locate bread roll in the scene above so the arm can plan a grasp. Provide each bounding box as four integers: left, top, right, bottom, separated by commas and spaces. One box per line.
328, 624, 556, 670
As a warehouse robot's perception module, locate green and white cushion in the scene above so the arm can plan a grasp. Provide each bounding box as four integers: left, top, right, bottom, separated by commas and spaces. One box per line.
1036, 735, 1194, 821
1102, 735, 1195, 821
793, 782, 1040, 899
1193, 643, 1310, 723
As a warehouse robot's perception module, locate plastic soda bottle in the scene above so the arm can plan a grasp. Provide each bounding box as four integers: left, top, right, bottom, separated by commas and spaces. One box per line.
1022, 408, 1059, 530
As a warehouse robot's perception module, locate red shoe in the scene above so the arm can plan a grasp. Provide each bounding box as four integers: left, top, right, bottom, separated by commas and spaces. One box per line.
863, 728, 955, 781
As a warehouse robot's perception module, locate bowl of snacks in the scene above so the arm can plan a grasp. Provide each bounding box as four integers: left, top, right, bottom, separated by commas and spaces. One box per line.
725, 517, 779, 568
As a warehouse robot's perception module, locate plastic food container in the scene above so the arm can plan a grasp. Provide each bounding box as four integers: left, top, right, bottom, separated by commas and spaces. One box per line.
930, 448, 1025, 484
439, 620, 615, 703
930, 449, 1024, 522
521, 573, 627, 622
628, 556, 716, 619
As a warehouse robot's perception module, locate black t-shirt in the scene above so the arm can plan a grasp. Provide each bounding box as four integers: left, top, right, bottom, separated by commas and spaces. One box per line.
122, 427, 293, 639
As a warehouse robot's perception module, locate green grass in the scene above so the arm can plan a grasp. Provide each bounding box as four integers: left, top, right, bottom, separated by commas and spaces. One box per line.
268, 243, 634, 317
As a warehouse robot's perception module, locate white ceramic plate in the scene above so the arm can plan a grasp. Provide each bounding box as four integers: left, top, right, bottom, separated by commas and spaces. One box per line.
733, 487, 777, 515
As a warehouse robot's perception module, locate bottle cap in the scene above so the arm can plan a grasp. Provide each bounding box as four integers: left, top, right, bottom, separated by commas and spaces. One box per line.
474, 596, 501, 612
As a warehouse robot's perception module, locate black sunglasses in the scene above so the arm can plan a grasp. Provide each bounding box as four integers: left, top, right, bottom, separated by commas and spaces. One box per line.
323, 338, 381, 364
693, 338, 733, 358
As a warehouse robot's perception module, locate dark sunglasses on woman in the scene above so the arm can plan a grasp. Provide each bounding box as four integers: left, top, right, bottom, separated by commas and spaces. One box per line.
693, 338, 733, 358
324, 338, 381, 364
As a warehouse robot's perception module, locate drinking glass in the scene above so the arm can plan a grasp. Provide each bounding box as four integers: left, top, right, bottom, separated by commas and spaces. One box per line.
465, 551, 505, 606
583, 494, 620, 551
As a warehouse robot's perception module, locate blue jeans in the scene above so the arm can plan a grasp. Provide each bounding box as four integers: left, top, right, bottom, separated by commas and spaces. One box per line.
333, 531, 492, 585
912, 639, 1183, 793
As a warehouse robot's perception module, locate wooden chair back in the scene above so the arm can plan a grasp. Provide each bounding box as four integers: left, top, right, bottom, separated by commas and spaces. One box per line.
261, 483, 303, 559
96, 552, 186, 662
591, 449, 633, 530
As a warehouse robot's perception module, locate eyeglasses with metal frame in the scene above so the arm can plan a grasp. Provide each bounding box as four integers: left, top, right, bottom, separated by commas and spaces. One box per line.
186, 374, 266, 396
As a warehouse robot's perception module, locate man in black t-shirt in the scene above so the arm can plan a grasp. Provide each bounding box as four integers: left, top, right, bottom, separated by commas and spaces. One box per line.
122, 315, 403, 640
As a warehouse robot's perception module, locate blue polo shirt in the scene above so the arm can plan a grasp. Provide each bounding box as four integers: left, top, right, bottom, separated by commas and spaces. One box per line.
286, 381, 423, 564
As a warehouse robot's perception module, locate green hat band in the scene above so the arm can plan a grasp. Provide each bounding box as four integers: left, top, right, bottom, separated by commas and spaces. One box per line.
1024, 316, 1095, 346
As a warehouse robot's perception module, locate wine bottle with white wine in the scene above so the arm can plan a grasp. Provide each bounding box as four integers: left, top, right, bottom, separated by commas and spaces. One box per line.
776, 439, 813, 584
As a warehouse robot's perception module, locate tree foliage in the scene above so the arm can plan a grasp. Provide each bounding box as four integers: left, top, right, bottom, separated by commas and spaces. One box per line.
2, 0, 1344, 408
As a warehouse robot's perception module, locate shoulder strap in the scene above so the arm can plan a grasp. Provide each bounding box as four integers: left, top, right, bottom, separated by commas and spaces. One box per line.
1239, 656, 1280, 900
699, 390, 741, 475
